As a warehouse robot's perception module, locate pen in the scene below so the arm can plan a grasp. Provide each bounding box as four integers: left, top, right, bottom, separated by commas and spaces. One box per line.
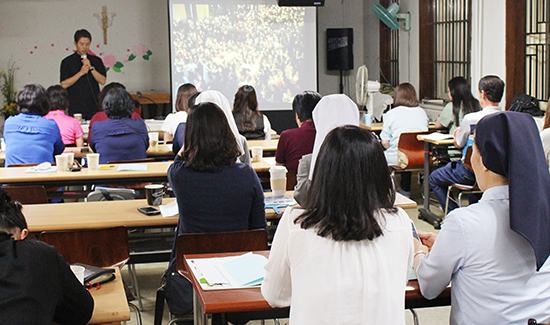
99, 165, 115, 169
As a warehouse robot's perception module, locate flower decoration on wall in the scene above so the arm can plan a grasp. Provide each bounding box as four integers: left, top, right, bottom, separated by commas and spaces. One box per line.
103, 54, 124, 73
101, 43, 152, 73
129, 43, 153, 61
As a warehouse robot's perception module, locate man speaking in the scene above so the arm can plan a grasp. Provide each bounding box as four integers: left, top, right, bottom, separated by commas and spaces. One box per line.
60, 29, 106, 120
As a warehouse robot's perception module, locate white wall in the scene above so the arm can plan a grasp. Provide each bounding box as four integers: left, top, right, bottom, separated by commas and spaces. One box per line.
0, 0, 170, 97
317, 0, 365, 97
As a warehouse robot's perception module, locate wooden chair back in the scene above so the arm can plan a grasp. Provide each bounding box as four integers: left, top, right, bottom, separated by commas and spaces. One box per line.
3, 185, 48, 204
287, 170, 297, 190
175, 229, 268, 275
106, 158, 155, 164
396, 131, 431, 169
40, 227, 129, 268
463, 146, 474, 170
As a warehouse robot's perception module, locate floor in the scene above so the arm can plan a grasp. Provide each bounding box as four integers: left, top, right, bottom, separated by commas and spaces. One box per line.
120, 173, 452, 325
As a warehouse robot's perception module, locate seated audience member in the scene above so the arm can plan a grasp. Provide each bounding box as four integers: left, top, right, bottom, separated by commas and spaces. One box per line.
262, 125, 413, 324
429, 75, 504, 213
162, 83, 197, 143
275, 91, 321, 174
188, 90, 251, 165
45, 85, 85, 147
88, 82, 141, 144
3, 84, 65, 167
508, 93, 545, 131
540, 109, 550, 169
232, 85, 272, 140
293, 94, 359, 205
415, 111, 550, 325
434, 77, 481, 134
89, 88, 149, 164
0, 189, 94, 324
166, 102, 267, 320
380, 83, 429, 197
172, 92, 200, 155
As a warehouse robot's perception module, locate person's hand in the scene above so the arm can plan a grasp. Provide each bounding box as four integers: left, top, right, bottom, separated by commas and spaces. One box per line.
414, 238, 428, 254
81, 57, 91, 68
453, 127, 461, 138
418, 231, 437, 251
79, 64, 90, 76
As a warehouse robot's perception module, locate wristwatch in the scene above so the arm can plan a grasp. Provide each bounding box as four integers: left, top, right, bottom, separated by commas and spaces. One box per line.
90, 66, 95, 71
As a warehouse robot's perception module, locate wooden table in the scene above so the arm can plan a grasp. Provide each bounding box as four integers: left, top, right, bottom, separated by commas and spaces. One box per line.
417, 134, 455, 227
63, 144, 175, 161
23, 191, 416, 232
247, 139, 279, 152
361, 122, 438, 132
88, 268, 131, 324
183, 251, 450, 324
0, 161, 172, 187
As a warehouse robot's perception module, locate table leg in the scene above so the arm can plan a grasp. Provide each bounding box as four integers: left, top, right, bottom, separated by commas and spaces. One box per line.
193, 290, 207, 325
418, 141, 443, 229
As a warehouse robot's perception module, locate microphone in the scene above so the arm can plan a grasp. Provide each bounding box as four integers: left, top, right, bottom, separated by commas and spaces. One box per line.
137, 91, 163, 120
81, 54, 87, 59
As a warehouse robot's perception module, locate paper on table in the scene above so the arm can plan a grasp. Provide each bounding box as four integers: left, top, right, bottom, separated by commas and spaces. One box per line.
25, 166, 58, 173
264, 157, 276, 165
159, 200, 179, 217
216, 252, 268, 287
420, 133, 454, 141
190, 256, 238, 287
116, 164, 148, 171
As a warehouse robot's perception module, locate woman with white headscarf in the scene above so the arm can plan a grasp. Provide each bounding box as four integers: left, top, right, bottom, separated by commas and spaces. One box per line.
293, 94, 360, 205
171, 90, 252, 165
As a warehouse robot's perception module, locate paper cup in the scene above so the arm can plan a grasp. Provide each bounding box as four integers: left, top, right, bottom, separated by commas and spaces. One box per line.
364, 114, 373, 126
74, 113, 82, 122
269, 166, 288, 196
145, 184, 165, 206
62, 152, 75, 169
55, 155, 69, 172
70, 265, 85, 285
149, 132, 159, 147
87, 153, 100, 170
250, 147, 263, 163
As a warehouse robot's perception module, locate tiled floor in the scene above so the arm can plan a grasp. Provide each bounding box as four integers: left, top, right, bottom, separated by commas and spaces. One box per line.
121, 174, 452, 324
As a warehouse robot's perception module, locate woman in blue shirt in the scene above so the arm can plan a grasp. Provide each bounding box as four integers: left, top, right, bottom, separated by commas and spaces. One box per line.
3, 84, 65, 167
89, 88, 149, 164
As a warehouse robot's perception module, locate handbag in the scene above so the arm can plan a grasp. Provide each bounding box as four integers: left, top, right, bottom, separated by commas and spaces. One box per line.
161, 257, 193, 316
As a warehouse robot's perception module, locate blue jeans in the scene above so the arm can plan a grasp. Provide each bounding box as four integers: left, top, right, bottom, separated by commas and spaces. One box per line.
429, 160, 478, 213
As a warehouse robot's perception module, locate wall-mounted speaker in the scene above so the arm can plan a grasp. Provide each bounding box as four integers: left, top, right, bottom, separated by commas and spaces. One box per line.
327, 28, 354, 71
278, 0, 325, 6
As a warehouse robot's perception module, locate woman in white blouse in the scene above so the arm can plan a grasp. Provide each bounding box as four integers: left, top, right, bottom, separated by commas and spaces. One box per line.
262, 125, 414, 324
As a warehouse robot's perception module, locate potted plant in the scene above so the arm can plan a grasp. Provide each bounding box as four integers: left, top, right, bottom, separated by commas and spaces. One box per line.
0, 59, 18, 118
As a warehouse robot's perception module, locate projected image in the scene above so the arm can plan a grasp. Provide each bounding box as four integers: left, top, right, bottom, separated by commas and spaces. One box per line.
170, 3, 316, 110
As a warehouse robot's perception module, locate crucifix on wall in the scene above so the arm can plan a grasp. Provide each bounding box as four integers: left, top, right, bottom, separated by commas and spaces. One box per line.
94, 6, 116, 45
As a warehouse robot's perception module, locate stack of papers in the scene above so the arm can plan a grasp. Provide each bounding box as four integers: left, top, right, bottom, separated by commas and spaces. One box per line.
420, 133, 454, 141
188, 252, 268, 290
116, 164, 148, 171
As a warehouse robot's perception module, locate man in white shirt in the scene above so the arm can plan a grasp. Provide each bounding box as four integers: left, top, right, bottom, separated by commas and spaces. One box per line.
429, 75, 505, 213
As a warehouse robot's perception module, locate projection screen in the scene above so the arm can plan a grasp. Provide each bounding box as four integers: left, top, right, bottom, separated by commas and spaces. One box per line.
168, 0, 318, 111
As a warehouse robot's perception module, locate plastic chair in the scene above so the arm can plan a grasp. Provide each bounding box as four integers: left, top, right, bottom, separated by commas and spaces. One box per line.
3, 185, 48, 204
444, 146, 482, 215
154, 229, 269, 325
40, 227, 142, 324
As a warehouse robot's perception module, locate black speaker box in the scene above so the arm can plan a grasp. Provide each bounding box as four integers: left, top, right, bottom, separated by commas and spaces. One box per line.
278, 0, 325, 6
326, 28, 354, 71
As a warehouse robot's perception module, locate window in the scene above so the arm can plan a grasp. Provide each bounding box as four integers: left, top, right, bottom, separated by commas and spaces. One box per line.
525, 0, 548, 101
419, 0, 473, 99
379, 0, 400, 86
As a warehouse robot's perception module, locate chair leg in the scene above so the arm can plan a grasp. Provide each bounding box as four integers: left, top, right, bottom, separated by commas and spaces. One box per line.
444, 186, 452, 216
129, 302, 143, 325
410, 309, 420, 325
457, 192, 463, 208
154, 287, 165, 325
129, 264, 144, 310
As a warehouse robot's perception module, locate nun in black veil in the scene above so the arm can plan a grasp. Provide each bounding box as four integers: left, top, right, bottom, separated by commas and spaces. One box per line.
413, 111, 550, 325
